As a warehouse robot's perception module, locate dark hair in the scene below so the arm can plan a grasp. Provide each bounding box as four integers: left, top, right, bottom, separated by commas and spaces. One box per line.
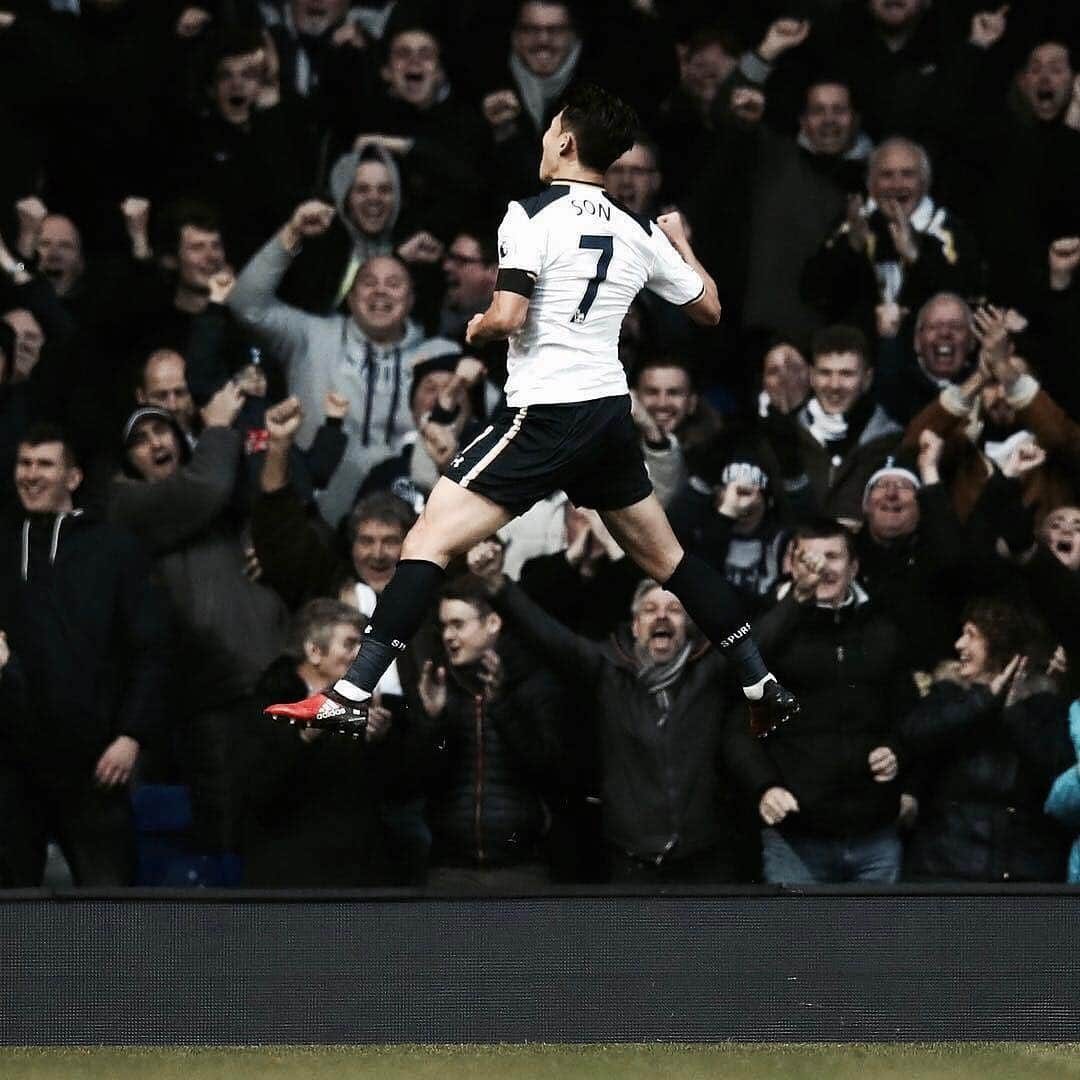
683, 23, 740, 61
19, 423, 80, 469
206, 24, 265, 76
514, 0, 575, 30
803, 76, 857, 111
381, 20, 443, 63
632, 356, 697, 391
1027, 39, 1074, 69
159, 199, 222, 258
626, 129, 661, 167
440, 574, 496, 618
347, 492, 416, 544
811, 324, 869, 366
558, 82, 638, 173
288, 598, 365, 660
453, 223, 499, 267
962, 598, 1052, 675
793, 518, 856, 559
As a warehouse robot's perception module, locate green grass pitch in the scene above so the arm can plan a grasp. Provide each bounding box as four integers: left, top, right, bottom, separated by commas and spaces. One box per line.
2, 1044, 1080, 1079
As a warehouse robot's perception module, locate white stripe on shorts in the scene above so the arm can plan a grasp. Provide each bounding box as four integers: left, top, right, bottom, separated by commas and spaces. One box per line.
460, 407, 529, 488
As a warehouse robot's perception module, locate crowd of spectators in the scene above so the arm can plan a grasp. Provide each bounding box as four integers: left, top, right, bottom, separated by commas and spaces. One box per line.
0, 0, 1079, 890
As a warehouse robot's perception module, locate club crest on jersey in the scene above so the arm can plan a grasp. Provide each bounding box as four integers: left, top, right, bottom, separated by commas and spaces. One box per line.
499, 238, 512, 260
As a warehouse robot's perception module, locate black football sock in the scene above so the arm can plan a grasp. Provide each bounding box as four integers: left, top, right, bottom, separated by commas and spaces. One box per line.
335, 559, 446, 697
664, 553, 771, 691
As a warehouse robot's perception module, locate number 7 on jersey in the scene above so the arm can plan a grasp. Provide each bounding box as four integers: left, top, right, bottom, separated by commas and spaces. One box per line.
572, 235, 613, 323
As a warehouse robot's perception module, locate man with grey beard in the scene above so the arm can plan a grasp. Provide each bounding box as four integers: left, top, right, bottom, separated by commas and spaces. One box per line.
468, 538, 745, 884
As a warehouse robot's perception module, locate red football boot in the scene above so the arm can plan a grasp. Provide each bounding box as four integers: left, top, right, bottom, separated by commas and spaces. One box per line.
747, 679, 800, 739
264, 687, 369, 738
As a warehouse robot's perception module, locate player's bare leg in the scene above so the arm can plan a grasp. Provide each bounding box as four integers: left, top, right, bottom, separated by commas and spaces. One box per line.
600, 493, 799, 736
265, 478, 513, 735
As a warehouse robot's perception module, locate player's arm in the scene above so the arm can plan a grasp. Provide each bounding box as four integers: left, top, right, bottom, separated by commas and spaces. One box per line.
465, 271, 534, 345
655, 212, 721, 326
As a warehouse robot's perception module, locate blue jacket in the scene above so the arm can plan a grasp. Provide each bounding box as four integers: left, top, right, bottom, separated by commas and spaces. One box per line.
1043, 700, 1080, 882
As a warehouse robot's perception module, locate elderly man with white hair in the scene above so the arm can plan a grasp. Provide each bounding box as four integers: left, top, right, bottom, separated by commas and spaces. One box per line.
801, 136, 981, 336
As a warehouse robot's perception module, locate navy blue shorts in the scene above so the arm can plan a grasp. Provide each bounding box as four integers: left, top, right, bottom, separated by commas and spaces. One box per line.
444, 394, 653, 516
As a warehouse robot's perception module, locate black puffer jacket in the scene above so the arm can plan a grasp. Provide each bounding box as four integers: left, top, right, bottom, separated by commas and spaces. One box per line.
495, 582, 736, 863
724, 588, 914, 837
423, 631, 563, 867
899, 679, 1073, 883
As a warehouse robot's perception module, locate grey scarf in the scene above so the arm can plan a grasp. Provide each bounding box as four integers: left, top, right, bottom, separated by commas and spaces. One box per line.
634, 639, 694, 726
509, 39, 583, 131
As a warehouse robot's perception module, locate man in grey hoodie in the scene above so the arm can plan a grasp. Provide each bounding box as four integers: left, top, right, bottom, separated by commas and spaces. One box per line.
279, 144, 403, 316
228, 199, 460, 526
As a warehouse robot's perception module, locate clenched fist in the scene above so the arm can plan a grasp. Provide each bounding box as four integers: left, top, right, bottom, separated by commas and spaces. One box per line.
482, 90, 521, 131
281, 200, 335, 251
324, 390, 349, 420
208, 269, 236, 305
655, 211, 690, 249
1049, 237, 1080, 291
265, 395, 304, 443
759, 786, 799, 826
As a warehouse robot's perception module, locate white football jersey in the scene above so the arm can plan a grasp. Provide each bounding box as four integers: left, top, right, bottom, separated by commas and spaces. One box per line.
496, 181, 704, 407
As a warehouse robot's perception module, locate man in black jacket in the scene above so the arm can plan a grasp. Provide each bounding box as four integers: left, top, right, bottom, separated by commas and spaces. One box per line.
468, 539, 743, 884
855, 437, 971, 671
725, 520, 915, 884
0, 425, 168, 886
419, 575, 563, 891
239, 598, 437, 887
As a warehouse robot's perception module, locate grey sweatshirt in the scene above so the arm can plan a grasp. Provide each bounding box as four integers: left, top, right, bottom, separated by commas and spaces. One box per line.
228, 235, 458, 524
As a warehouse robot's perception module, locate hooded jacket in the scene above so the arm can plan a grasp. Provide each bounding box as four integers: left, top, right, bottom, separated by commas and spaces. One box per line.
228, 230, 459, 525
494, 580, 736, 863
0, 509, 168, 776
278, 145, 402, 316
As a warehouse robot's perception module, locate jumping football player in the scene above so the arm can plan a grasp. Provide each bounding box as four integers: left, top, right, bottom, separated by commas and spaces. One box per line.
266, 83, 799, 737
